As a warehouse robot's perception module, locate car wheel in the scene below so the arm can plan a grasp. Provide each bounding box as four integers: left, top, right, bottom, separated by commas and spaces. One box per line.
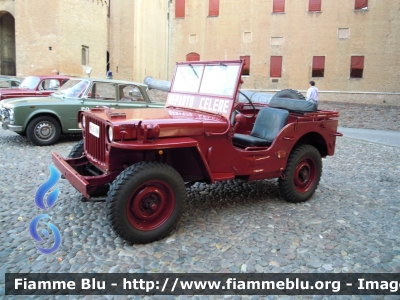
272, 89, 305, 100
106, 161, 185, 244
279, 145, 322, 203
26, 116, 61, 146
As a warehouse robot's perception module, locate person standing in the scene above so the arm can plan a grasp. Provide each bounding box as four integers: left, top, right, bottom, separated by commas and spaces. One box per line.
49, 70, 60, 89
306, 80, 319, 103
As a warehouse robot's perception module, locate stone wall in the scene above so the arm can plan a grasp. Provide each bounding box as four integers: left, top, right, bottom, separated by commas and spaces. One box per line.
58, 0, 108, 77
168, 0, 400, 95
318, 92, 400, 106
148, 89, 400, 132
0, 0, 108, 77
319, 102, 400, 131
248, 89, 400, 106
109, 1, 168, 82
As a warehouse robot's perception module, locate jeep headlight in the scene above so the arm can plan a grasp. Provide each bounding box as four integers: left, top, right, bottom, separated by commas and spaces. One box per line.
108, 126, 113, 142
81, 115, 86, 128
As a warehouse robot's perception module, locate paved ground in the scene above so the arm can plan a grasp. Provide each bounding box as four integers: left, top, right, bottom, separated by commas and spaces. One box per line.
0, 126, 399, 299
339, 127, 400, 148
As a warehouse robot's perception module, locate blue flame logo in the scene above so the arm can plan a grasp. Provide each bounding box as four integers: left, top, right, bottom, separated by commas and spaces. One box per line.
35, 165, 60, 210
29, 214, 62, 254
29, 165, 62, 254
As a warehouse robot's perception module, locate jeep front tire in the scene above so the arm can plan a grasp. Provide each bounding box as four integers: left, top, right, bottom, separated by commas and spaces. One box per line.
106, 161, 185, 243
68, 139, 84, 158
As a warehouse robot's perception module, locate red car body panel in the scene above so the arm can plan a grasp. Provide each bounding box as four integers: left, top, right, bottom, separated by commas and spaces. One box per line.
0, 75, 70, 100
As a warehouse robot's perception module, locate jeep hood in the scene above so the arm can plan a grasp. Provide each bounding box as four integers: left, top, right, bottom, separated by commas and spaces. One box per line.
87, 107, 230, 137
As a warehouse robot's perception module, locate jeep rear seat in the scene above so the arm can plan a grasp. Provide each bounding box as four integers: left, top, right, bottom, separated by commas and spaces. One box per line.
232, 107, 289, 147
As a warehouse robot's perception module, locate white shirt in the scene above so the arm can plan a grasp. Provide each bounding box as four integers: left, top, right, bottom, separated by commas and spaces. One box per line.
49, 79, 60, 90
306, 86, 319, 102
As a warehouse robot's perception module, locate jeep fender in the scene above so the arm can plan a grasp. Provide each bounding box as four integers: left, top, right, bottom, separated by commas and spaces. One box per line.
110, 137, 214, 183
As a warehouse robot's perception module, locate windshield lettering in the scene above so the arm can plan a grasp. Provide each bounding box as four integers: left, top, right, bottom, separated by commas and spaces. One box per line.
199, 97, 229, 114
168, 94, 195, 107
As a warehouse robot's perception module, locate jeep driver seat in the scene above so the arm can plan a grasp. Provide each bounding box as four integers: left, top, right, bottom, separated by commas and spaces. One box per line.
232, 107, 289, 147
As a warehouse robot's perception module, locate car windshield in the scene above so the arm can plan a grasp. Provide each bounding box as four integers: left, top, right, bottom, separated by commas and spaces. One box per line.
171, 64, 240, 97
199, 65, 240, 96
19, 76, 40, 89
168, 62, 242, 118
0, 80, 10, 88
55, 79, 90, 98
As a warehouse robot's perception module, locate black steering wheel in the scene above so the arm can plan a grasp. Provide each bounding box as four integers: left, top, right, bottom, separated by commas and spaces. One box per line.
235, 91, 257, 118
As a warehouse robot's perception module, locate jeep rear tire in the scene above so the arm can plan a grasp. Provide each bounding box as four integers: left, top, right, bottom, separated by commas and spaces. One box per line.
26, 116, 61, 146
106, 161, 185, 243
279, 145, 322, 203
272, 89, 305, 100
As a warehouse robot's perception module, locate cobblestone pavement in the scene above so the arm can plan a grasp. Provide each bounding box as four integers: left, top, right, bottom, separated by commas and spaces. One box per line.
0, 129, 399, 299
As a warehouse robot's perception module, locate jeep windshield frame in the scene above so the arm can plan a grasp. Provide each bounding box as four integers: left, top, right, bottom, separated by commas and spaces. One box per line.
167, 60, 244, 119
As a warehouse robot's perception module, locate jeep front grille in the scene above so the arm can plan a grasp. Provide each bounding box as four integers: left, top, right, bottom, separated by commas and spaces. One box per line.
84, 115, 107, 170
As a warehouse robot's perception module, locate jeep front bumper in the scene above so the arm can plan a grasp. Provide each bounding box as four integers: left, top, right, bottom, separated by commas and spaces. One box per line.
51, 152, 119, 198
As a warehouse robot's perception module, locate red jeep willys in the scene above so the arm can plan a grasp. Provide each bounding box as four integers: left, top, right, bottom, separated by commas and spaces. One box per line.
52, 60, 341, 244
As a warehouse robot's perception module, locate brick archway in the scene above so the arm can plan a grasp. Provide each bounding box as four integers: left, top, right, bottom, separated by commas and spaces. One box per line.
0, 11, 16, 75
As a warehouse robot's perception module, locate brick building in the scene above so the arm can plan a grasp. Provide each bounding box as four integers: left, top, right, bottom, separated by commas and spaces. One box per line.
1, 0, 399, 104
108, 0, 169, 84
109, 0, 400, 104
0, 0, 108, 78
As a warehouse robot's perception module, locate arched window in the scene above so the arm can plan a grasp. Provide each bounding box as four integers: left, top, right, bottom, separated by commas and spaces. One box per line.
81, 46, 89, 65
186, 52, 200, 62
0, 12, 16, 75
